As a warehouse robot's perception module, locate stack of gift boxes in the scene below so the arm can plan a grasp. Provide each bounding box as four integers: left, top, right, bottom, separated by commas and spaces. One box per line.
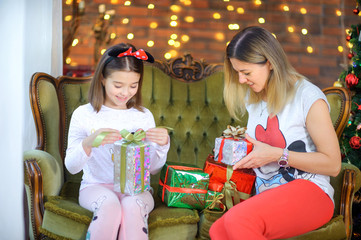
158, 125, 255, 211
112, 126, 256, 213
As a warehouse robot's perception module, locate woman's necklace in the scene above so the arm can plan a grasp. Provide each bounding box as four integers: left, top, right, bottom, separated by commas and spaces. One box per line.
260, 101, 267, 117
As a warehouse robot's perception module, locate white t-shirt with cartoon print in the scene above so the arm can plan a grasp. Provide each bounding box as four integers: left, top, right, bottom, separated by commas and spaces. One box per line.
245, 80, 334, 203
65, 103, 170, 191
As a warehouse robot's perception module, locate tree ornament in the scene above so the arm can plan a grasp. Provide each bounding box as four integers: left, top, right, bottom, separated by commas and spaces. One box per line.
357, 123, 361, 131
333, 79, 344, 87
349, 112, 355, 124
348, 52, 354, 59
349, 136, 361, 149
345, 72, 359, 87
346, 35, 352, 41
353, 7, 360, 15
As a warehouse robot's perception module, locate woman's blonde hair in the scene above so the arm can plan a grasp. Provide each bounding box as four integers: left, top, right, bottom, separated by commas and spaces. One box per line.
224, 26, 305, 120
89, 43, 145, 112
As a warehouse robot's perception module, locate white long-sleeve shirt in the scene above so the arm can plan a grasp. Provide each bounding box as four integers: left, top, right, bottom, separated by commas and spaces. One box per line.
65, 103, 170, 191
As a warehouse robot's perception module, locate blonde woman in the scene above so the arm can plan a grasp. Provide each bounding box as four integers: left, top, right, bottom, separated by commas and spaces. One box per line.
210, 26, 341, 239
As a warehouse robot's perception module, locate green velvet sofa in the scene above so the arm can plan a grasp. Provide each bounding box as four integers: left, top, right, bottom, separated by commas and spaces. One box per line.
24, 54, 361, 240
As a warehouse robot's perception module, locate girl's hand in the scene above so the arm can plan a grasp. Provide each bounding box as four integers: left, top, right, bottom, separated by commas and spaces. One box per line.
146, 128, 169, 146
233, 133, 282, 170
82, 128, 122, 156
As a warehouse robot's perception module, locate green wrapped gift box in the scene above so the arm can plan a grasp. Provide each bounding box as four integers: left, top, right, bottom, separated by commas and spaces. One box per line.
158, 162, 209, 210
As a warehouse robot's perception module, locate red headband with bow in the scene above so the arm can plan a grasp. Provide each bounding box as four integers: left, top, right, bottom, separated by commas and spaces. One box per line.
117, 47, 149, 61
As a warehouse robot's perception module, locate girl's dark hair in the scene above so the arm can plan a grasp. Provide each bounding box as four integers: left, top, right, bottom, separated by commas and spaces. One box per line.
88, 43, 146, 112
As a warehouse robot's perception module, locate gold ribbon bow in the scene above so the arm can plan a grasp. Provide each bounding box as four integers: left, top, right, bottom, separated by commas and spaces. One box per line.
205, 193, 226, 212
224, 180, 239, 210
222, 165, 250, 210
222, 125, 246, 140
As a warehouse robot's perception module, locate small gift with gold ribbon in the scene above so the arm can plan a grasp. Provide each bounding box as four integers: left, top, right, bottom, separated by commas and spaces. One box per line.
214, 125, 252, 166
158, 162, 210, 210
198, 191, 226, 240
204, 191, 226, 212
113, 129, 151, 195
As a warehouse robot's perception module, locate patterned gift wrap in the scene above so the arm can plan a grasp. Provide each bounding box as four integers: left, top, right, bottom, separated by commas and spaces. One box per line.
204, 154, 256, 208
113, 139, 151, 195
214, 137, 252, 166
158, 162, 209, 210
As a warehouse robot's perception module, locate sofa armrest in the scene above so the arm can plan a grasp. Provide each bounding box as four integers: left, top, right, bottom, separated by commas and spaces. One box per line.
24, 158, 43, 240
338, 163, 361, 240
23, 150, 63, 240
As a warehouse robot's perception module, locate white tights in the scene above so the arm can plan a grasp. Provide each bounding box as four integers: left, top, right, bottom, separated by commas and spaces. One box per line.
79, 184, 154, 240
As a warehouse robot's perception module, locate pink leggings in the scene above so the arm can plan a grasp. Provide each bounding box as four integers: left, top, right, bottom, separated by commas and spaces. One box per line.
210, 179, 334, 240
79, 184, 154, 240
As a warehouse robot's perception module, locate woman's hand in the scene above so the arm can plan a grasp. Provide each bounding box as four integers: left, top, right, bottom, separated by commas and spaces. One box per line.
233, 134, 282, 170
146, 127, 169, 146
82, 128, 122, 156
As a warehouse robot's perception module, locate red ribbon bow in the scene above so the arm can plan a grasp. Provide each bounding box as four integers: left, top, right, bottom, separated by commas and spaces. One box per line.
117, 47, 149, 61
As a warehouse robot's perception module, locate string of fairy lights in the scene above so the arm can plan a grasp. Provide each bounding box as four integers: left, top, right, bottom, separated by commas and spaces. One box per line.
63, 0, 355, 67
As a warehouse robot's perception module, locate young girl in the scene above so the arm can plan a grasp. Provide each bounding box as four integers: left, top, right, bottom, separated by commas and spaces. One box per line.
210, 26, 341, 239
65, 43, 170, 240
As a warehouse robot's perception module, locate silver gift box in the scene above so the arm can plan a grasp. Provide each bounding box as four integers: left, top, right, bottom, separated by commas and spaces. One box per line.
113, 140, 151, 195
214, 137, 250, 166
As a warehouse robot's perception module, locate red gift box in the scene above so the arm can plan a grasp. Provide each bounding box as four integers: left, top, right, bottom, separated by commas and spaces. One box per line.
203, 154, 256, 198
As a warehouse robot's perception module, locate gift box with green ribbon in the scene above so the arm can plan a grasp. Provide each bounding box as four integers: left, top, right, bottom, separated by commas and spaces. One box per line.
158, 162, 210, 210
113, 129, 151, 195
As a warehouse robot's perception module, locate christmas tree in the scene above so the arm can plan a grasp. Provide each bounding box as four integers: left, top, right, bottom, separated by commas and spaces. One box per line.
339, 22, 361, 169
338, 3, 361, 239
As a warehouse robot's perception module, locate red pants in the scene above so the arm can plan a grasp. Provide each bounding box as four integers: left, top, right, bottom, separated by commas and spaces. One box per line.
209, 179, 333, 240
